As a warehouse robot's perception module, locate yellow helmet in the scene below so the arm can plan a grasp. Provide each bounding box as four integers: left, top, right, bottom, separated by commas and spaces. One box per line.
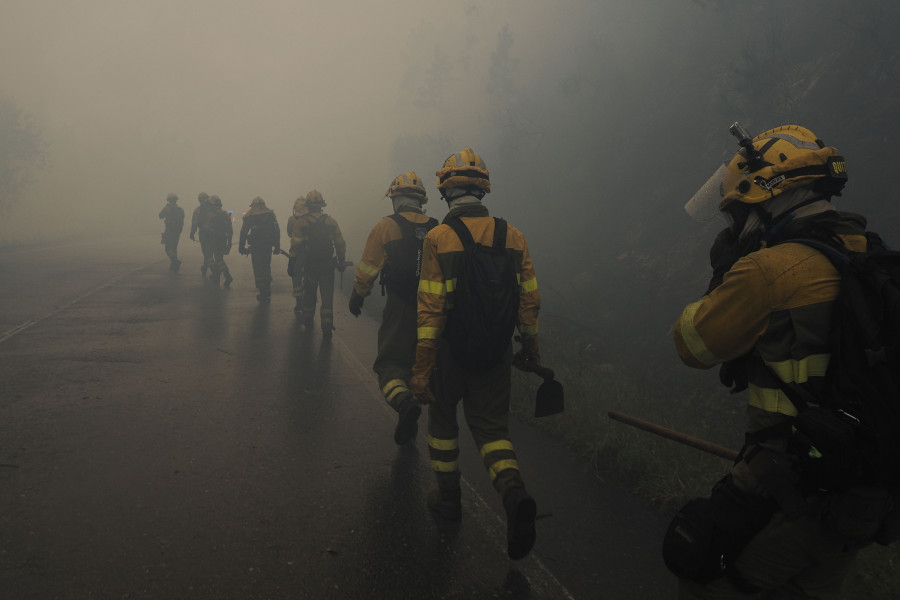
721, 125, 846, 209
305, 189, 326, 208
386, 171, 428, 202
293, 195, 307, 216
250, 196, 266, 207
436, 147, 491, 193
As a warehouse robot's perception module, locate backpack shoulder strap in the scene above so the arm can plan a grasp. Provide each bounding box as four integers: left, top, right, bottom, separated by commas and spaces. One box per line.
492, 218, 507, 249
446, 215, 477, 250
781, 238, 851, 269
386, 213, 412, 236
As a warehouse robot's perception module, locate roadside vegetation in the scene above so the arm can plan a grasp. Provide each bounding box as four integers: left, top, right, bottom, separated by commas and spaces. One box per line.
511, 315, 900, 599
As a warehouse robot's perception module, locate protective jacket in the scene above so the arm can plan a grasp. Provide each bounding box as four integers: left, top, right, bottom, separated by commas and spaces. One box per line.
159, 204, 184, 232
415, 202, 540, 360
289, 212, 346, 264
191, 203, 216, 237
354, 210, 438, 300
674, 211, 867, 493
240, 208, 280, 250
209, 209, 234, 252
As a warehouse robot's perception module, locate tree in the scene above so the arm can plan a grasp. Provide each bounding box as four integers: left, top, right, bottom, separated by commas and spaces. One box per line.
0, 98, 46, 213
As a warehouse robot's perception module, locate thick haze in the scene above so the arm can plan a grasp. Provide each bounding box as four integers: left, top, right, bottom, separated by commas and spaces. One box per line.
0, 0, 629, 248
2, 1, 899, 362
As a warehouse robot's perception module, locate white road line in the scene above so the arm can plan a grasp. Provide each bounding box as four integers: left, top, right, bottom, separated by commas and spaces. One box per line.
332, 331, 576, 599
0, 261, 161, 345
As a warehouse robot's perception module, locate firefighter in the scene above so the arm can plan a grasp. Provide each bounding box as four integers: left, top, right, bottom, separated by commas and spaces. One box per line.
190, 192, 218, 277
409, 148, 541, 560
286, 195, 308, 314
288, 189, 346, 336
239, 197, 281, 302
207, 195, 234, 288
158, 193, 184, 271
348, 172, 438, 445
671, 124, 868, 598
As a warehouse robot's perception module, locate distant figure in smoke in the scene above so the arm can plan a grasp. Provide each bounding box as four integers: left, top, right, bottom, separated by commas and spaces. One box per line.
286, 195, 308, 313
288, 189, 346, 336
190, 191, 216, 277
207, 195, 234, 288
158, 193, 184, 272
239, 196, 281, 302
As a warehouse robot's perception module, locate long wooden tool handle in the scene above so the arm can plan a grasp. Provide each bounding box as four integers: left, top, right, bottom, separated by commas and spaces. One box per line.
608, 410, 740, 462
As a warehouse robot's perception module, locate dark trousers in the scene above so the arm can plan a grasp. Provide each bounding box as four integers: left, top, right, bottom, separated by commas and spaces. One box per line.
164, 228, 181, 265
250, 246, 273, 296
427, 342, 523, 496
374, 294, 417, 411
300, 261, 334, 330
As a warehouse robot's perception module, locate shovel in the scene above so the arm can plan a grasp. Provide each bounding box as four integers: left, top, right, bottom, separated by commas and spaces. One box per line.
513, 356, 564, 417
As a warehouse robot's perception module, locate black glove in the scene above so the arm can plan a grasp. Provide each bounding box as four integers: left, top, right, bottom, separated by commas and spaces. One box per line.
224, 241, 232, 255
348, 290, 364, 317
287, 257, 296, 277
336, 259, 346, 273
239, 246, 249, 255
719, 355, 749, 394
190, 232, 195, 241
273, 247, 281, 256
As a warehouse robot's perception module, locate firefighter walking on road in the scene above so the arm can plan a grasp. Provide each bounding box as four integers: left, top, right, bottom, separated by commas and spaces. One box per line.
410, 148, 541, 561
348, 172, 438, 445
289, 189, 346, 336
287, 195, 308, 313
239, 196, 281, 302
190, 192, 215, 277
207, 195, 234, 288
158, 193, 184, 272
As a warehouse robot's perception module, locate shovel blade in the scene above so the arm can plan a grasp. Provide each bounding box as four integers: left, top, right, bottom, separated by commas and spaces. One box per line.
534, 379, 564, 418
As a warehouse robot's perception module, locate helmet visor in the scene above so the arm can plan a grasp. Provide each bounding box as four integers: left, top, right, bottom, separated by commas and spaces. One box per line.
684, 164, 728, 223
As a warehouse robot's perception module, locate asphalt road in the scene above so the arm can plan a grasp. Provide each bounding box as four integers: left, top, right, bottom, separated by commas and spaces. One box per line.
0, 234, 673, 599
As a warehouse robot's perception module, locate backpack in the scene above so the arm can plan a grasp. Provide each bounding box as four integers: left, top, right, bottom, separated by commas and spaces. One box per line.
304, 214, 334, 262
379, 213, 438, 305
776, 233, 900, 489
442, 216, 520, 371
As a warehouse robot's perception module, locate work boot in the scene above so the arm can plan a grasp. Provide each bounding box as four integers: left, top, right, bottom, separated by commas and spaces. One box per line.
427, 487, 462, 521
223, 271, 233, 288
394, 393, 421, 445
200, 264, 207, 278
173, 259, 181, 272
294, 297, 303, 315
503, 487, 537, 560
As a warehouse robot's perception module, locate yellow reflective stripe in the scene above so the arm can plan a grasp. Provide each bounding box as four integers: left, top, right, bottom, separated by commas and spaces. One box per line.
428, 435, 459, 451
359, 261, 380, 277
763, 354, 830, 384
519, 323, 538, 335
418, 326, 441, 340
382, 379, 408, 402
679, 300, 721, 367
445, 277, 457, 293
480, 439, 514, 457
748, 384, 800, 417
431, 460, 459, 472
418, 279, 445, 295
487, 459, 519, 481
520, 277, 538, 293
